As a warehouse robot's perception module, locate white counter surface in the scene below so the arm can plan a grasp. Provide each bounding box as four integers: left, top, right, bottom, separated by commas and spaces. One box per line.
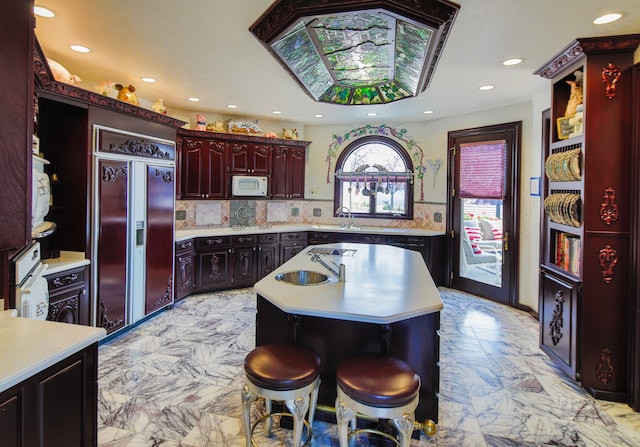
42, 251, 90, 275
176, 224, 444, 241
0, 314, 105, 393
254, 243, 442, 324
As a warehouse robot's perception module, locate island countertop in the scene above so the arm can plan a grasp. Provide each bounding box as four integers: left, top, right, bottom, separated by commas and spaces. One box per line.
254, 242, 442, 324
0, 314, 105, 393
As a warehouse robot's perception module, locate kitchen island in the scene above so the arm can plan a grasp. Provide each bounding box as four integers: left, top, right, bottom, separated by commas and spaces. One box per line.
253, 242, 442, 427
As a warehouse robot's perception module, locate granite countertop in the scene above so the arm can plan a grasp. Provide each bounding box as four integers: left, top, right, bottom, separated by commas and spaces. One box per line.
254, 242, 443, 324
176, 224, 445, 241
0, 313, 105, 393
42, 251, 90, 276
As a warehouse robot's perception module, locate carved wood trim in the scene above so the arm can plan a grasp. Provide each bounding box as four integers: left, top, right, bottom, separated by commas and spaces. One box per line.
99, 301, 124, 330
596, 347, 615, 386
598, 245, 618, 283
102, 166, 128, 182
549, 290, 564, 346
49, 296, 78, 321
105, 139, 171, 159
602, 63, 621, 99
155, 276, 173, 307
600, 187, 619, 225
155, 169, 173, 184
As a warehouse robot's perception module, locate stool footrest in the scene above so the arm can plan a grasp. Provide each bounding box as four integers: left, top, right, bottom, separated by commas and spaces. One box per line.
250, 412, 313, 447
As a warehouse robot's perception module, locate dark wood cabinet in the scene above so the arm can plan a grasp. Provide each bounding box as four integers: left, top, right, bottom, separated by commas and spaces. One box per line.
271, 145, 306, 199
231, 234, 258, 287
175, 239, 195, 301
179, 137, 227, 199
536, 35, 640, 402
257, 233, 279, 279
0, 343, 99, 447
229, 142, 271, 175
279, 232, 308, 264
196, 236, 232, 290
45, 265, 90, 326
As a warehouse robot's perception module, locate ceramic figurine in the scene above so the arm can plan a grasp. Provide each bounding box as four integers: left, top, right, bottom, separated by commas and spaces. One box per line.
283, 128, 298, 139
228, 118, 263, 134
195, 114, 207, 131
115, 84, 139, 105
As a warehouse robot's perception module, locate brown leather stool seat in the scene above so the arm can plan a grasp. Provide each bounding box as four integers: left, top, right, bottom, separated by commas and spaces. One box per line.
336, 354, 420, 407
242, 344, 321, 447
335, 354, 421, 447
245, 344, 321, 390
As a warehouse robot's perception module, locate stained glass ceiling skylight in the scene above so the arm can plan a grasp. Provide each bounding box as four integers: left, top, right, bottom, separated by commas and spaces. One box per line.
250, 0, 460, 106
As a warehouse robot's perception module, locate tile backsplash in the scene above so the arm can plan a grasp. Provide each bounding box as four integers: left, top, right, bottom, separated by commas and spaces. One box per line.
176, 200, 446, 232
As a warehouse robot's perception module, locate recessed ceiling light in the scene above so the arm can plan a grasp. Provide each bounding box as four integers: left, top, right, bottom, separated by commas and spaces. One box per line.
594, 13, 623, 24
479, 85, 495, 91
314, 114, 324, 118
188, 97, 200, 102
140, 77, 156, 83
70, 44, 90, 54
34, 6, 55, 17
227, 104, 238, 109
503, 58, 524, 66
423, 110, 435, 115
367, 112, 378, 117
272, 110, 282, 115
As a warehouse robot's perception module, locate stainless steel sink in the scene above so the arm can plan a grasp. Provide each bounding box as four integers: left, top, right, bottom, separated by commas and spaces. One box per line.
275, 270, 330, 286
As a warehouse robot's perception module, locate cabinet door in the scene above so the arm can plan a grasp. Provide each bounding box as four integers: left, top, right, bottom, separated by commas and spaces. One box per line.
205, 139, 227, 198
48, 287, 88, 326
0, 393, 20, 447
271, 146, 289, 199
540, 269, 579, 379
229, 142, 271, 174
96, 160, 127, 333
280, 242, 307, 265
181, 138, 205, 199
233, 246, 257, 286
145, 165, 174, 315
228, 142, 250, 173
287, 146, 306, 199
198, 249, 232, 290
175, 251, 195, 301
258, 243, 279, 279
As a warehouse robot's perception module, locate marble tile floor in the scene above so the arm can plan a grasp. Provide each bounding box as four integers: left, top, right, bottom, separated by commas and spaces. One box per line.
97, 288, 640, 447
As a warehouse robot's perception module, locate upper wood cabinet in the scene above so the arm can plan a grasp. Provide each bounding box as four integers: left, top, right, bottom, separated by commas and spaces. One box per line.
176, 129, 310, 200
271, 145, 306, 199
228, 142, 271, 175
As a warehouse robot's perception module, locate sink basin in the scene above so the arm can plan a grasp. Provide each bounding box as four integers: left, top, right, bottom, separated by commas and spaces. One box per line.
275, 270, 330, 286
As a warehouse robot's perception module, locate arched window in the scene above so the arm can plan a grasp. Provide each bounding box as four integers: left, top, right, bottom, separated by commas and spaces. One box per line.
334, 136, 414, 219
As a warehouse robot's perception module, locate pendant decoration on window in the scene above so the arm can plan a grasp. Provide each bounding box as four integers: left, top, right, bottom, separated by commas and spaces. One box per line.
596, 347, 615, 386
602, 63, 621, 100
598, 245, 617, 283
599, 187, 618, 225
549, 290, 564, 346
326, 124, 426, 200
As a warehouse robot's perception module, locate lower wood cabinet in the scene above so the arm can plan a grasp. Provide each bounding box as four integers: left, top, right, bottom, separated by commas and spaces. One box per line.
175, 239, 195, 302
196, 236, 233, 291
257, 233, 279, 279
0, 343, 99, 447
45, 265, 90, 326
279, 232, 308, 264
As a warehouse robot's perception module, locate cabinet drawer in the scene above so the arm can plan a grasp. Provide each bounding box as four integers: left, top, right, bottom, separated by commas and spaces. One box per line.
308, 231, 336, 243
196, 236, 232, 249
45, 267, 86, 292
357, 234, 387, 244
258, 233, 278, 243
233, 234, 257, 246
280, 232, 308, 242
176, 239, 195, 254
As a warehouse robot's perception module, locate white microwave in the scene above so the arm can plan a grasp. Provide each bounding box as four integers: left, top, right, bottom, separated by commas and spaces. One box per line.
232, 175, 268, 196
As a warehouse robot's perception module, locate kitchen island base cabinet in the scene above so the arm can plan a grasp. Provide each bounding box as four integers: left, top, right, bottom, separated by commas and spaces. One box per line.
255, 295, 440, 426
0, 343, 99, 447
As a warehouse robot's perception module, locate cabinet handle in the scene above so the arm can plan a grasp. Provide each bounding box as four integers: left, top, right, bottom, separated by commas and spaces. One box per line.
207, 238, 223, 245
53, 273, 79, 287
180, 241, 193, 250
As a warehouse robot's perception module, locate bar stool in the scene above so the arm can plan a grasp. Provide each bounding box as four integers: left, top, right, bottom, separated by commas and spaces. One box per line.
241, 344, 321, 447
335, 354, 420, 447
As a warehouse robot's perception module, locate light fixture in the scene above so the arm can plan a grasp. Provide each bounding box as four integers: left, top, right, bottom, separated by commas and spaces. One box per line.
367, 112, 378, 117
479, 85, 494, 91
250, 0, 460, 105
272, 110, 282, 115
314, 114, 324, 118
503, 58, 523, 66
594, 13, 623, 25
423, 110, 434, 114
227, 104, 238, 109
34, 6, 55, 17
70, 44, 90, 54
188, 97, 200, 102
140, 77, 157, 83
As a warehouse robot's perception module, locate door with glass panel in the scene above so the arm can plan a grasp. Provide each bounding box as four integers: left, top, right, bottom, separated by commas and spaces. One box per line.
447, 122, 521, 306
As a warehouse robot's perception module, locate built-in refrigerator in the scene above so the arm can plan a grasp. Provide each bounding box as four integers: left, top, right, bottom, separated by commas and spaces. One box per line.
92, 125, 175, 334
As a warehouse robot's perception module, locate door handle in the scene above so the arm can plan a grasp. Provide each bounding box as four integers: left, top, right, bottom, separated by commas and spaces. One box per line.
503, 232, 509, 251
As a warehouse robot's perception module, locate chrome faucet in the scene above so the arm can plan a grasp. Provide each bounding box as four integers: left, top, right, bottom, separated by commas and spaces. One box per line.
311, 254, 346, 282
336, 206, 358, 229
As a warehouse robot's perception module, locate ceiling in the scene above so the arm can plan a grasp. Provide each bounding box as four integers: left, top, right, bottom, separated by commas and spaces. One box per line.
34, 0, 640, 125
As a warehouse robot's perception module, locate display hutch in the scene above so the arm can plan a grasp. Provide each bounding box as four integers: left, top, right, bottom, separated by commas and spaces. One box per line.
536, 34, 640, 402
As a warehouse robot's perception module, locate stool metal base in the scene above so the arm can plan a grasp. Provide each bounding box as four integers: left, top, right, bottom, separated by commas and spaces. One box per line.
250, 412, 312, 447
